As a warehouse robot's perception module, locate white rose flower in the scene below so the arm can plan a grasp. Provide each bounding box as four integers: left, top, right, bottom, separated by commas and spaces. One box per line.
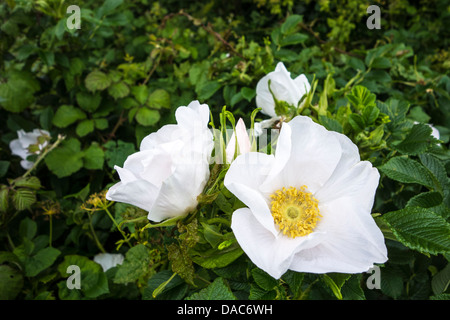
9, 129, 50, 170
94, 253, 124, 272
106, 101, 214, 223
224, 116, 387, 279
256, 62, 311, 118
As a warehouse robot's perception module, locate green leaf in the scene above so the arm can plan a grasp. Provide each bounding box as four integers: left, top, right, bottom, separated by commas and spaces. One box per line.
58, 255, 109, 298
114, 244, 151, 284
0, 265, 23, 300
346, 86, 376, 110
0, 161, 10, 178
319, 115, 343, 133
24, 247, 61, 277
362, 105, 380, 125
167, 243, 195, 286
369, 56, 391, 69
52, 105, 86, 128
252, 268, 278, 291
104, 140, 136, 169
186, 277, 236, 300
83, 142, 104, 170
240, 87, 256, 102
14, 176, 41, 190
280, 33, 308, 47
76, 119, 95, 137
108, 81, 130, 100
148, 89, 170, 109
85, 70, 112, 92
191, 239, 243, 269
143, 271, 187, 300
197, 81, 221, 101
381, 207, 450, 255
379, 156, 435, 188
432, 263, 450, 295
281, 14, 303, 34
12, 189, 36, 211
348, 113, 365, 131
0, 71, 39, 113
282, 271, 304, 298
322, 273, 351, 300
45, 138, 84, 178
76, 92, 102, 112
131, 85, 148, 105
406, 192, 443, 208
393, 123, 434, 155
19, 217, 37, 240
135, 108, 160, 126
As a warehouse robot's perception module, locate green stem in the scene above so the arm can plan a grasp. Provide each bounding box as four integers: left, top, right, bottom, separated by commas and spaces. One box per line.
104, 206, 131, 246
49, 215, 53, 247
88, 215, 106, 253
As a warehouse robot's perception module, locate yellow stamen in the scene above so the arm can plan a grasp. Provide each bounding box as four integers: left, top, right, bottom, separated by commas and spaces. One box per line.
270, 186, 321, 238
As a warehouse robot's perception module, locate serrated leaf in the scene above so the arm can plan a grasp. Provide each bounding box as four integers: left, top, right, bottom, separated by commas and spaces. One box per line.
252, 268, 278, 291
406, 192, 443, 208
14, 176, 41, 190
432, 263, 450, 295
393, 123, 434, 155
379, 156, 435, 188
114, 244, 150, 284
85, 70, 111, 92
167, 243, 195, 286
186, 277, 236, 300
381, 207, 450, 255
13, 189, 36, 211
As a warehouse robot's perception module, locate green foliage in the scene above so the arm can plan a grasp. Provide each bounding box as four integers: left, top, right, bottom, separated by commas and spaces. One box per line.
0, 0, 449, 301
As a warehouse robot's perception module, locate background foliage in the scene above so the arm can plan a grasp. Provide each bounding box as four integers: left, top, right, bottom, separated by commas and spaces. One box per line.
0, 0, 449, 300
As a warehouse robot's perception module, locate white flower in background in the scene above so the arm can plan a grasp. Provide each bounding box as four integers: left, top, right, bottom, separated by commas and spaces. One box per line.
224, 116, 387, 279
106, 101, 214, 223
225, 118, 251, 163
94, 253, 124, 272
256, 62, 311, 118
9, 129, 51, 170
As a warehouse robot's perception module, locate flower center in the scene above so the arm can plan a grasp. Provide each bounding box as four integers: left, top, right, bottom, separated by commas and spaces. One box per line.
270, 186, 321, 238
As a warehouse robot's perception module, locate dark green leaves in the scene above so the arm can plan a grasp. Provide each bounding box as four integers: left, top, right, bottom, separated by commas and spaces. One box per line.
114, 244, 152, 284
186, 277, 236, 300
381, 207, 450, 255
379, 157, 435, 189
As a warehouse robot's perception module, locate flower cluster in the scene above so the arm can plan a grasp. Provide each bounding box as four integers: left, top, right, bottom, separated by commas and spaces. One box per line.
106, 63, 388, 279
